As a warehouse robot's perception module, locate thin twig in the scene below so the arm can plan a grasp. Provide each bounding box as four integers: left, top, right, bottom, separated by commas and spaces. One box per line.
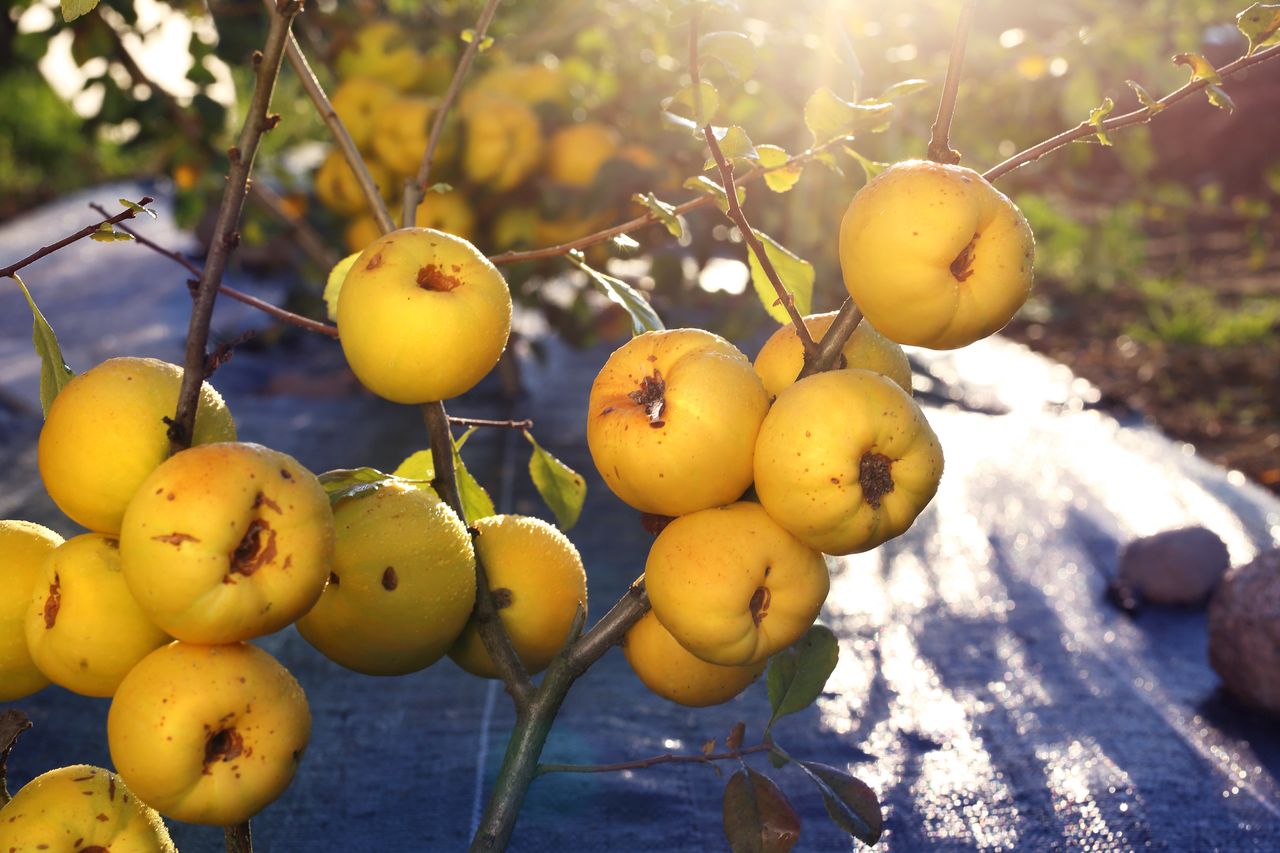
224, 821, 252, 853
0, 710, 32, 808
448, 415, 533, 430
0, 198, 154, 280
564, 580, 650, 676
402, 0, 504, 224
169, 0, 302, 454
422, 402, 534, 709
799, 298, 864, 378
703, 125, 818, 361
248, 181, 340, 271
91, 204, 339, 338
538, 742, 771, 776
984, 42, 1280, 183
926, 0, 977, 164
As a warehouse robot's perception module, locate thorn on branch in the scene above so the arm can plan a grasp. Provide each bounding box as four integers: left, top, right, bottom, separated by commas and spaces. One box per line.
264, 114, 282, 131
204, 330, 257, 378
228, 146, 242, 164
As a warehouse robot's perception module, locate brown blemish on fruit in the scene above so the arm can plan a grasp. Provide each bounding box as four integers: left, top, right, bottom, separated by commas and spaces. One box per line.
492, 587, 514, 609
859, 451, 895, 509
252, 491, 282, 514
329, 571, 340, 586
628, 369, 666, 427
951, 233, 979, 282
366, 253, 384, 270
280, 467, 293, 480
43, 574, 61, 629
230, 519, 277, 577
381, 567, 398, 590
417, 264, 462, 292
95, 813, 109, 822
203, 727, 244, 773
750, 586, 771, 626
152, 532, 200, 546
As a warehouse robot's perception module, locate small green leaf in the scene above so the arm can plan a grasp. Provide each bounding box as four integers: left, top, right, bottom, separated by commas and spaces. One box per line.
90, 223, 117, 242
756, 145, 802, 193
324, 251, 361, 322
320, 467, 437, 507
1125, 80, 1165, 113
765, 625, 838, 730
1088, 97, 1115, 146
1237, 4, 1280, 55
632, 192, 684, 239
796, 762, 883, 846
682, 175, 744, 213
723, 768, 801, 853
699, 31, 755, 80
747, 232, 814, 325
703, 125, 758, 170
662, 81, 720, 126
60, 0, 100, 22
524, 431, 586, 530
869, 78, 929, 103
1206, 84, 1236, 112
453, 441, 496, 522
1172, 52, 1223, 84
427, 182, 453, 194
9, 274, 74, 417
844, 148, 888, 183
803, 87, 894, 145
393, 451, 435, 481
610, 233, 641, 255
568, 251, 664, 335
118, 198, 157, 219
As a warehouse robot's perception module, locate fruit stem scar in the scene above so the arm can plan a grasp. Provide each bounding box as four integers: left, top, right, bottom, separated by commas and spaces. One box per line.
203, 727, 244, 773
417, 263, 463, 292
859, 451, 895, 509
43, 574, 61, 629
230, 519, 277, 577
749, 586, 771, 626
951, 233, 979, 282
492, 587, 514, 609
627, 368, 666, 427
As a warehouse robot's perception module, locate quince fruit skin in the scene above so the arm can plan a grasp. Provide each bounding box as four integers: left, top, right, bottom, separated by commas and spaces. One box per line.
413, 189, 478, 243
337, 228, 512, 404
753, 312, 912, 400
754, 369, 943, 556
0, 520, 62, 701
371, 96, 457, 177
297, 481, 475, 676
344, 213, 383, 256
107, 641, 310, 826
314, 149, 395, 217
587, 328, 769, 517
460, 90, 544, 191
449, 515, 586, 679
25, 533, 170, 698
119, 442, 333, 644
645, 502, 829, 667
37, 356, 236, 534
546, 122, 620, 188
335, 22, 422, 92
839, 159, 1035, 349
0, 764, 176, 853
623, 608, 766, 707
330, 77, 397, 152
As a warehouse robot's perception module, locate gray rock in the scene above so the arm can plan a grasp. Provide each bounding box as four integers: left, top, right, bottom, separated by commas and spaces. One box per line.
1209, 548, 1280, 715
1117, 525, 1230, 605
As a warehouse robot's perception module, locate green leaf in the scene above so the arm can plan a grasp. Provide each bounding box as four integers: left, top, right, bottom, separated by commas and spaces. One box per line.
1088, 97, 1115, 146
523, 431, 586, 530
699, 31, 755, 80
765, 625, 838, 729
320, 467, 437, 507
119, 198, 157, 219
756, 145, 803, 193
460, 30, 494, 51
632, 192, 684, 239
1206, 84, 1236, 112
453, 440, 496, 522
568, 251, 664, 335
90, 223, 117, 242
1125, 80, 1165, 113
869, 78, 929, 103
683, 175, 745, 213
703, 125, 758, 170
844, 148, 888, 183
323, 251, 361, 322
803, 87, 894, 145
9, 274, 74, 417
722, 768, 801, 853
747, 232, 814, 325
610, 233, 641, 255
796, 762, 883, 846
427, 182, 453, 194
1237, 4, 1280, 55
662, 81, 720, 127
393, 451, 435, 481
1172, 53, 1235, 112
60, 0, 100, 22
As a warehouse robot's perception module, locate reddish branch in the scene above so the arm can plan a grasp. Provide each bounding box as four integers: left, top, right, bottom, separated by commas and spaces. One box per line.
1, 198, 154, 280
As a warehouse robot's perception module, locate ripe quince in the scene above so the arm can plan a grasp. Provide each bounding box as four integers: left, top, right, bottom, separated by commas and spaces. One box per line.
335, 22, 422, 91
460, 90, 544, 191
753, 313, 912, 400
330, 77, 397, 152
0, 520, 62, 701
624, 608, 766, 707
754, 369, 943, 555
314, 149, 394, 217
587, 329, 769, 517
839, 159, 1035, 349
546, 122, 619, 188
372, 96, 458, 177
413, 189, 478, 243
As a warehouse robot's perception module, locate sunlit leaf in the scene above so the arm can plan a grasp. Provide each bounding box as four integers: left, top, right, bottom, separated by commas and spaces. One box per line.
1125, 80, 1165, 113
662, 81, 720, 127
633, 192, 684, 239
60, 0, 100, 22
118, 198, 157, 219
723, 768, 801, 853
765, 624, 838, 731
323, 251, 361, 322
9, 274, 74, 417
318, 467, 438, 506
803, 87, 894, 145
844, 148, 888, 183
699, 31, 755, 79
453, 440, 496, 523
1088, 97, 1114, 146
427, 182, 453, 194
756, 145, 802, 193
796, 762, 883, 846
460, 29, 494, 51
747, 232, 813, 325
1172, 52, 1232, 110
568, 251, 663, 335
90, 223, 117, 242
1206, 84, 1236, 112
683, 175, 745, 213
868, 78, 929, 103
524, 431, 586, 530
704, 125, 758, 172
1237, 3, 1280, 55
610, 233, 641, 255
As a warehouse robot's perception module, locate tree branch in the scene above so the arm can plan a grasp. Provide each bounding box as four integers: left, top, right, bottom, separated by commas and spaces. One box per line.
169, 0, 302, 454
0, 198, 154, 280
401, 0, 504, 224
926, 0, 977, 164
799, 298, 864, 378
224, 821, 252, 853
448, 415, 533, 430
0, 709, 31, 808
984, 41, 1280, 183
538, 742, 770, 776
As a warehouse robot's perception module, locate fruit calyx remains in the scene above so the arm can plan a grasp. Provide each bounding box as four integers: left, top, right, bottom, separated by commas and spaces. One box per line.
950, 233, 979, 282
859, 451, 895, 509
203, 727, 244, 773
417, 263, 463, 292
749, 585, 771, 626
230, 519, 277, 578
628, 369, 666, 428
